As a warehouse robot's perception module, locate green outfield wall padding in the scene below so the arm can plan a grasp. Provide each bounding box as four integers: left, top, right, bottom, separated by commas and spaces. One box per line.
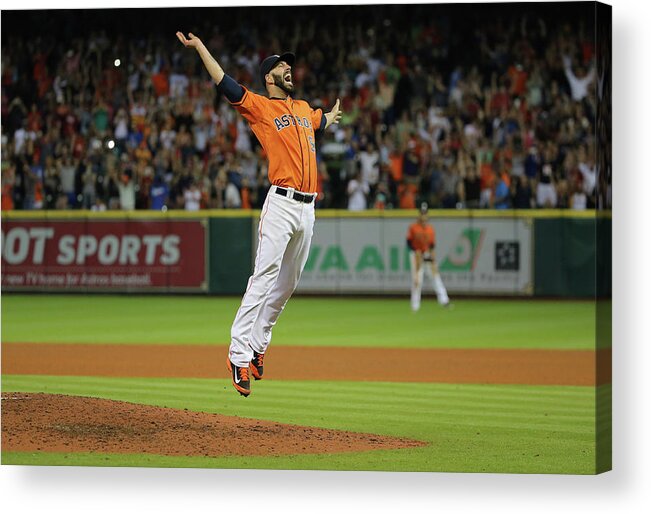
208, 217, 253, 294
534, 218, 610, 297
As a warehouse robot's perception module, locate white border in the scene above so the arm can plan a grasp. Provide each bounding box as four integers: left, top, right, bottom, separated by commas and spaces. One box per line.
2, 1, 649, 513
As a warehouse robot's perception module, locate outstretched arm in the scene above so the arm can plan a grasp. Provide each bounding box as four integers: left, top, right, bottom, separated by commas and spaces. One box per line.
561, 54, 576, 82
176, 32, 225, 85
177, 31, 244, 103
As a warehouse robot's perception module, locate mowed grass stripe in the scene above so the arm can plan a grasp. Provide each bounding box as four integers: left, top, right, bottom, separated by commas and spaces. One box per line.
3, 375, 595, 408
259, 381, 595, 402
2, 375, 595, 410
223, 403, 597, 434
2, 376, 597, 436
2, 392, 594, 439
1, 295, 599, 349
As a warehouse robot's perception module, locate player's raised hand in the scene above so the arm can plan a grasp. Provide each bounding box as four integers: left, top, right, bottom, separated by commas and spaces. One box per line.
176, 31, 225, 85
324, 98, 343, 129
330, 98, 343, 123
176, 31, 202, 49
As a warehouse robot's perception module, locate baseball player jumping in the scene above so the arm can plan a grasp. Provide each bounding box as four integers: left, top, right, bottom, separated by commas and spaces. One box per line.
177, 32, 342, 396
406, 204, 451, 311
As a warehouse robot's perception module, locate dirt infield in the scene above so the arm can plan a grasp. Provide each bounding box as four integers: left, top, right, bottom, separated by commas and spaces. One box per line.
1, 393, 425, 457
2, 343, 611, 386
1, 344, 609, 459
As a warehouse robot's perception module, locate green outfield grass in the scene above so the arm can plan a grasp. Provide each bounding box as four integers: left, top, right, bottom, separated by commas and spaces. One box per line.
1, 294, 608, 473
1, 375, 611, 474
0, 294, 599, 349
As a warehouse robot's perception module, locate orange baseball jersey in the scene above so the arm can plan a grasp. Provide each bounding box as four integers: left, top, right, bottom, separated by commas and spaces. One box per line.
407, 222, 436, 252
230, 86, 324, 193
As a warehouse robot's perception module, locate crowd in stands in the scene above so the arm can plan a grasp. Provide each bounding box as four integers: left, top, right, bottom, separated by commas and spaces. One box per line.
1, 5, 609, 212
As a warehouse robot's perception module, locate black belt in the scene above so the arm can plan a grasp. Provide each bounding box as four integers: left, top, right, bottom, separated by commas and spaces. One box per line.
275, 187, 315, 204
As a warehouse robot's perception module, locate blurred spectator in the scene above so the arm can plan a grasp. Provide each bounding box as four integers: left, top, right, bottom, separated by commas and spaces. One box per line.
169, 67, 189, 98
240, 177, 252, 209
396, 182, 416, 209
91, 198, 107, 211
460, 168, 481, 208
577, 145, 596, 207
114, 108, 129, 151
150, 174, 169, 210
479, 159, 496, 208
183, 181, 201, 211
494, 171, 511, 210
224, 179, 242, 208
81, 160, 97, 209
59, 152, 77, 207
524, 146, 542, 182
347, 169, 369, 211
43, 157, 62, 209
536, 164, 557, 208
562, 53, 596, 102
213, 170, 227, 209
118, 168, 136, 210
555, 179, 570, 209
104, 170, 122, 210
511, 175, 534, 209
439, 165, 460, 209
373, 181, 389, 209
359, 142, 380, 199
570, 180, 588, 210
1, 164, 15, 210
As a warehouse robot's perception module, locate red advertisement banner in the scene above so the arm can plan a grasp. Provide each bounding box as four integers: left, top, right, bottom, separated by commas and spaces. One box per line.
1, 219, 207, 291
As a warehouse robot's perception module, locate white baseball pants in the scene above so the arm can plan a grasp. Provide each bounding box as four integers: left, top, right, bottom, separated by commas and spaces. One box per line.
409, 251, 449, 311
229, 186, 315, 367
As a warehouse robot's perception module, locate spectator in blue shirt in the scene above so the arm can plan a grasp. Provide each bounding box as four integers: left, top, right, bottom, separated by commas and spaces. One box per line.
150, 175, 169, 210
494, 172, 511, 209
524, 146, 541, 181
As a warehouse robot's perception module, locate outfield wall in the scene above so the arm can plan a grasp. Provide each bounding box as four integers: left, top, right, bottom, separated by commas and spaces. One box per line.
1, 210, 610, 297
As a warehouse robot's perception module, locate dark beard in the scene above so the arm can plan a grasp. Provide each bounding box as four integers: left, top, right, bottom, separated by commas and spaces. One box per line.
273, 74, 294, 94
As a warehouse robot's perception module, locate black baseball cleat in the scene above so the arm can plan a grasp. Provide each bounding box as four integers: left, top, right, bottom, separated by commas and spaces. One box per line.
249, 351, 265, 380
226, 357, 251, 397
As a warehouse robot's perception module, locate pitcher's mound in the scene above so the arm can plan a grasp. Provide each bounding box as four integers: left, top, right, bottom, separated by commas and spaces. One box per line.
2, 393, 425, 458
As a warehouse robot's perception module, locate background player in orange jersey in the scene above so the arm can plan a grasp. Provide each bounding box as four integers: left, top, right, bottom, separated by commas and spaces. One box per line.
177, 31, 342, 397
406, 203, 451, 312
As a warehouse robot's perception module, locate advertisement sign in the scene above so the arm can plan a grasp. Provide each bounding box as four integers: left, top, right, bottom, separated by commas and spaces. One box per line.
1, 219, 207, 291
294, 217, 533, 295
